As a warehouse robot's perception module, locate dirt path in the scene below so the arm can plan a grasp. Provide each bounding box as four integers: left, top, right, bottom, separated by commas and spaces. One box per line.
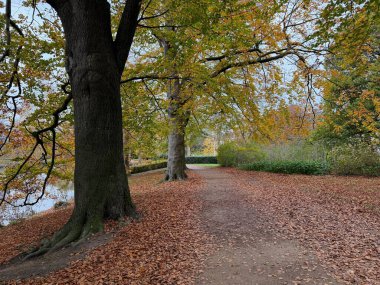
192, 166, 339, 285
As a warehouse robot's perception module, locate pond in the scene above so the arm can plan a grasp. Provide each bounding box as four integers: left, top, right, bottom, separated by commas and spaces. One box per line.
0, 182, 74, 226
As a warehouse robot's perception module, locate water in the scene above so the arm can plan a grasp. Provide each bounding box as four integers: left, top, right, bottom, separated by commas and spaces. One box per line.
0, 182, 74, 226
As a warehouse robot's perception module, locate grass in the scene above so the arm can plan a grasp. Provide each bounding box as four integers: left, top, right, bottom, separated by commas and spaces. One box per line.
187, 164, 220, 167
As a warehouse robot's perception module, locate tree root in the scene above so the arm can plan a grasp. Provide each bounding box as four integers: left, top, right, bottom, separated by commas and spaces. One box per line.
22, 218, 103, 260
165, 171, 188, 181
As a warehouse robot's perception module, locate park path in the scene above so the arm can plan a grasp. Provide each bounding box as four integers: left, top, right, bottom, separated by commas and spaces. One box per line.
191, 166, 339, 285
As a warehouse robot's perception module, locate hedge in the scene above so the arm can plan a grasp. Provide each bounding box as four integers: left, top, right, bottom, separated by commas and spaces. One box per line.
185, 156, 218, 164
130, 161, 167, 174
129, 156, 218, 174
239, 161, 330, 175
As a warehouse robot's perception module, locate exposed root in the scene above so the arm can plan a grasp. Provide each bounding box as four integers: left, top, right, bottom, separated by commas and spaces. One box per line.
124, 203, 140, 220
165, 171, 188, 182
22, 218, 102, 261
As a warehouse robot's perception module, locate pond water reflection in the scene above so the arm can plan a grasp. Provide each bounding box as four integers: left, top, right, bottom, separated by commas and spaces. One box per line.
0, 182, 74, 226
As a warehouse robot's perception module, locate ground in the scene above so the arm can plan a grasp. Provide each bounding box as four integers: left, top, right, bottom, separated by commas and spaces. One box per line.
196, 167, 337, 285
0, 166, 379, 284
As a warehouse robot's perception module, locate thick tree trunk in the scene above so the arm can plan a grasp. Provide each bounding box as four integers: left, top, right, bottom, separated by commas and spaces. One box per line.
165, 78, 189, 181
166, 122, 187, 181
26, 0, 139, 257
159, 38, 190, 181
68, 0, 135, 225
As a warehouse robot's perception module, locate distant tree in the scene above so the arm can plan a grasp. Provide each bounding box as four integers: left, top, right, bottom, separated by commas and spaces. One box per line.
124, 0, 326, 180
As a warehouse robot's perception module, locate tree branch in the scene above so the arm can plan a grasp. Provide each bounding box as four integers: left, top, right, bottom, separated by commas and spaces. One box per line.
0, 83, 72, 207
121, 74, 189, 84
45, 0, 68, 11
114, 0, 142, 74
210, 48, 292, 78
202, 45, 262, 62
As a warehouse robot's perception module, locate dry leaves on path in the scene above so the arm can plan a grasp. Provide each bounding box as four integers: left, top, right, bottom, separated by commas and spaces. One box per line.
225, 168, 380, 285
1, 171, 212, 284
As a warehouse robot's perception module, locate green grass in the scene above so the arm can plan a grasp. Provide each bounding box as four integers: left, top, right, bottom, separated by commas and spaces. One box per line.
188, 163, 220, 167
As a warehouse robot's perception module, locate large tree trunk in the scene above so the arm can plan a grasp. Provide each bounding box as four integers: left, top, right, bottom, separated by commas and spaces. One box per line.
26, 0, 139, 257
166, 121, 187, 181
165, 78, 190, 181
159, 37, 190, 181
68, 0, 135, 225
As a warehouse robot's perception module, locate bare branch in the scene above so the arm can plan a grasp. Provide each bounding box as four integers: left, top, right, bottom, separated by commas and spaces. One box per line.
201, 45, 262, 62
141, 80, 167, 117
137, 23, 183, 29
1, 20, 23, 153
0, 95, 18, 153
121, 74, 189, 84
210, 48, 292, 78
138, 2, 169, 23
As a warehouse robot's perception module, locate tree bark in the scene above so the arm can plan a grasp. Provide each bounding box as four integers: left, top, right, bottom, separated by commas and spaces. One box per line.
124, 130, 131, 173
158, 37, 191, 181
165, 78, 190, 181
26, 0, 140, 257
185, 145, 191, 157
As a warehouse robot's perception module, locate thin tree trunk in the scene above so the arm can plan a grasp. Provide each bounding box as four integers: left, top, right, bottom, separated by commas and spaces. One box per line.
124, 131, 131, 173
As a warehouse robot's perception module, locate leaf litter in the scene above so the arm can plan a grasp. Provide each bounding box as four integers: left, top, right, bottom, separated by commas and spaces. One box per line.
1, 168, 379, 284
225, 168, 380, 285
1, 171, 213, 284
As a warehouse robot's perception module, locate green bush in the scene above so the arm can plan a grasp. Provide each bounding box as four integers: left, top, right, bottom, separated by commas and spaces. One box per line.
240, 161, 330, 175
217, 142, 236, 167
217, 142, 266, 167
130, 161, 167, 174
260, 141, 327, 163
185, 156, 218, 164
218, 140, 380, 176
328, 143, 380, 176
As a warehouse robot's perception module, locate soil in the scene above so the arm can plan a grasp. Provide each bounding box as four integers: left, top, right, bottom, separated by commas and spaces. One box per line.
193, 166, 339, 285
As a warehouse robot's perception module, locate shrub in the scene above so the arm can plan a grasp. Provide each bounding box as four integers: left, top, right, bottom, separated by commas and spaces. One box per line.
185, 156, 217, 164
217, 142, 237, 167
217, 142, 266, 167
240, 161, 330, 175
130, 161, 167, 174
218, 140, 380, 176
261, 141, 327, 163
328, 143, 380, 176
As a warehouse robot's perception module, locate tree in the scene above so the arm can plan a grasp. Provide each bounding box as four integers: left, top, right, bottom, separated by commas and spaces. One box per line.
121, 81, 167, 166
315, 1, 380, 146
123, 0, 326, 180
1, 0, 142, 256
